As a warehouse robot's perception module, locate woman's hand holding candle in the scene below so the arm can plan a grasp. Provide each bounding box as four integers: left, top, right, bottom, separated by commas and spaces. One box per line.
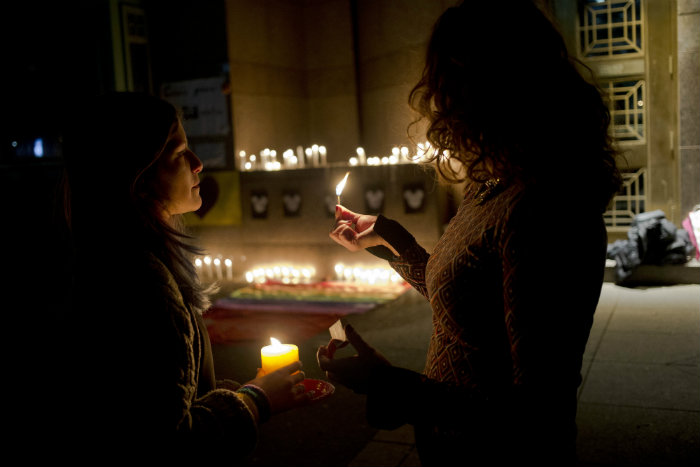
329, 205, 399, 256
246, 361, 311, 415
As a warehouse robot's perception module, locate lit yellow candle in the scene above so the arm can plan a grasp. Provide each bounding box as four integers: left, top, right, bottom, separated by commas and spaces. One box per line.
261, 337, 299, 374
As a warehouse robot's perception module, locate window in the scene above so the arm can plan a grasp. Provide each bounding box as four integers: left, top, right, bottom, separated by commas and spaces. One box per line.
578, 0, 643, 59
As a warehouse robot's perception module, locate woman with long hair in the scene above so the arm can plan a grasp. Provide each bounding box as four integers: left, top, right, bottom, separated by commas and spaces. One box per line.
52, 92, 309, 461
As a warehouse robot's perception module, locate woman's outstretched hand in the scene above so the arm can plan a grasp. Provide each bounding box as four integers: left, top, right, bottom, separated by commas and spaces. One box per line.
329, 205, 398, 255
316, 324, 391, 394
247, 361, 311, 414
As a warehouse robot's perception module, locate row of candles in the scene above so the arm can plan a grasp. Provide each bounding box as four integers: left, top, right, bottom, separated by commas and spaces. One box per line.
195, 255, 234, 281
244, 263, 403, 285
239, 142, 436, 171
194, 257, 403, 285
239, 145, 327, 171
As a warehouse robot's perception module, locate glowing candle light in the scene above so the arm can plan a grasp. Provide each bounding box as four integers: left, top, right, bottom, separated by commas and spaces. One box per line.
319, 145, 327, 165
356, 147, 366, 165
336, 171, 350, 205
203, 256, 213, 278
296, 145, 305, 168
312, 144, 319, 166
400, 146, 409, 161
224, 258, 233, 280
213, 257, 223, 280
260, 337, 299, 375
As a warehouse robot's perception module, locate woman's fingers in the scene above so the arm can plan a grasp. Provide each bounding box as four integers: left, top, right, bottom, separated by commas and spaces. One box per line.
329, 224, 362, 251
336, 205, 359, 223
345, 324, 373, 355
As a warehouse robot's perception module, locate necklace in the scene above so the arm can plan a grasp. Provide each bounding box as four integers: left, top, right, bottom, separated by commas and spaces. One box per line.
475, 178, 503, 205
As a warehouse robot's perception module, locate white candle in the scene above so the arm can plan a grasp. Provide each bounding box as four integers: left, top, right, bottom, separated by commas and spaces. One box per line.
296, 145, 305, 168
356, 147, 366, 165
214, 257, 223, 280
319, 145, 327, 165
400, 146, 409, 162
203, 256, 213, 278
312, 144, 319, 167
225, 258, 233, 280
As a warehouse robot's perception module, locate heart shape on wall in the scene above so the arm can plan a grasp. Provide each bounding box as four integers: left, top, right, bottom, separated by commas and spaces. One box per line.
364, 187, 385, 213
403, 183, 425, 213
283, 191, 302, 216
195, 176, 219, 218
251, 190, 269, 218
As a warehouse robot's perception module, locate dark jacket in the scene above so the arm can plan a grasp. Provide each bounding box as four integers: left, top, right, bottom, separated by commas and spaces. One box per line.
47, 251, 257, 462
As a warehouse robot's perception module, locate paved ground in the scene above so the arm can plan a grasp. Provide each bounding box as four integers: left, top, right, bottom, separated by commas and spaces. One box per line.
211, 282, 700, 467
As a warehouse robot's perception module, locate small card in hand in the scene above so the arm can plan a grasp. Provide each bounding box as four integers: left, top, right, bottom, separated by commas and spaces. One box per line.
327, 319, 349, 358
329, 319, 347, 342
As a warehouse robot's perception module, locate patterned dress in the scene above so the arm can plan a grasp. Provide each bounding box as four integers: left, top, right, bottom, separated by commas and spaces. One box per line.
365, 179, 607, 466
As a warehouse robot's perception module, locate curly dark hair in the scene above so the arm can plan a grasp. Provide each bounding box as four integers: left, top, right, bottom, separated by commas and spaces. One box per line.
409, 0, 621, 210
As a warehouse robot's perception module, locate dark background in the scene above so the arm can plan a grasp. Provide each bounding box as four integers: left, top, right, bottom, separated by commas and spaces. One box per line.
1, 0, 230, 315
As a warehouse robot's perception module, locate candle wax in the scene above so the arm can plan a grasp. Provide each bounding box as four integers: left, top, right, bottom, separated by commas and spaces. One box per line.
261, 341, 299, 374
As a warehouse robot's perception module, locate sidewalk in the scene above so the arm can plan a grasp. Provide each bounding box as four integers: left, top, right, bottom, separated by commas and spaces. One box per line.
345, 283, 700, 467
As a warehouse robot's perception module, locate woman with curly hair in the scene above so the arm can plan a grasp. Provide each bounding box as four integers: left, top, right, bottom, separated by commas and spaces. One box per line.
319, 1, 621, 465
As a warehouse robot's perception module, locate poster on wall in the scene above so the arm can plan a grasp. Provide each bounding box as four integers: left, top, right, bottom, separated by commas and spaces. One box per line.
183, 171, 242, 226
161, 76, 232, 169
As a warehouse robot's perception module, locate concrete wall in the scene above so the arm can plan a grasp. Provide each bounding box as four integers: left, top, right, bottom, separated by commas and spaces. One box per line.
678, 0, 700, 218
224, 0, 457, 165
353, 0, 454, 154
225, 0, 362, 165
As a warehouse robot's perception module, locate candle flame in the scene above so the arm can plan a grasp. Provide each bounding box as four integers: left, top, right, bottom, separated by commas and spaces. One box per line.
270, 337, 282, 347
336, 172, 350, 196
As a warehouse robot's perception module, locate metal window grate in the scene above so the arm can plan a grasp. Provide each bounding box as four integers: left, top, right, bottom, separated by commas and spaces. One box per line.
604, 78, 646, 142
604, 168, 646, 229
578, 0, 643, 59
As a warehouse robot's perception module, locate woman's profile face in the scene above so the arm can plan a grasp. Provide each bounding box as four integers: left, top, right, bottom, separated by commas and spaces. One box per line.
152, 120, 203, 217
